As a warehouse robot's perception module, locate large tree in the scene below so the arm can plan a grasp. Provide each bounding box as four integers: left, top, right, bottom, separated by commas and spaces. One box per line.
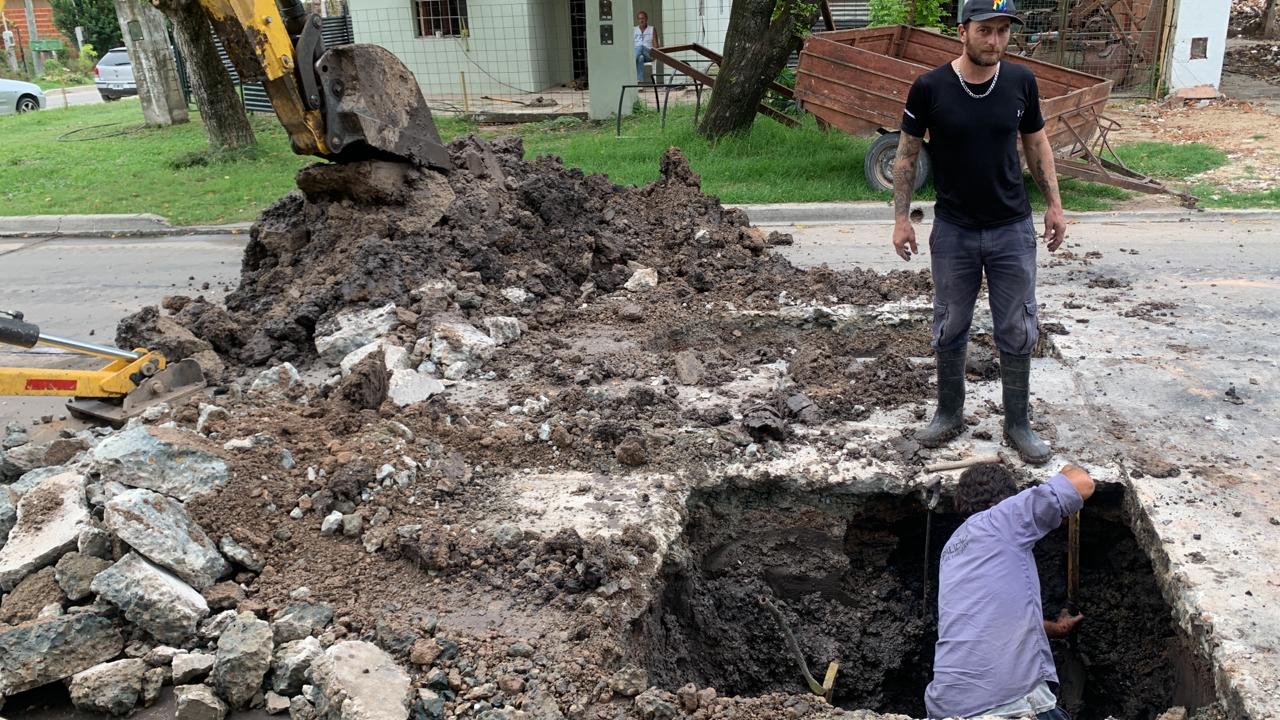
696, 0, 820, 139
49, 0, 123, 55
1265, 0, 1279, 40
153, 0, 255, 150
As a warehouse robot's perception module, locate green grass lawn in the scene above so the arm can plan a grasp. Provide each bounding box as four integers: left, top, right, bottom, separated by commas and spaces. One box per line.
0, 99, 1266, 225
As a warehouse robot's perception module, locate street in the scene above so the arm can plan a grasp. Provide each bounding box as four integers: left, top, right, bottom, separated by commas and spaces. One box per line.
37, 84, 109, 109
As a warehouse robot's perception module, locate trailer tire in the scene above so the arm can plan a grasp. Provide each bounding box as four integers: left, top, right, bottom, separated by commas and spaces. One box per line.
864, 131, 930, 193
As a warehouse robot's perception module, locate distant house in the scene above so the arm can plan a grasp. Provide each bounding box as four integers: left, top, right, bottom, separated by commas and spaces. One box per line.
2, 0, 75, 59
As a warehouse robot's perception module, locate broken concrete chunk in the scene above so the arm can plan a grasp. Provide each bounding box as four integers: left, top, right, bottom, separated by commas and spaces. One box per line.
211, 612, 274, 710
266, 691, 291, 715
218, 535, 265, 573
310, 640, 413, 720
320, 511, 343, 536
68, 658, 146, 716
314, 303, 398, 366
430, 321, 497, 376
387, 369, 446, 408
250, 363, 302, 393
55, 551, 113, 601
0, 471, 89, 591
175, 684, 228, 720
0, 437, 87, 482
0, 565, 66, 624
673, 351, 705, 385
609, 666, 649, 697
142, 666, 165, 707
0, 486, 15, 549
271, 635, 323, 695
271, 602, 334, 644
483, 316, 522, 345
91, 552, 210, 644
624, 268, 658, 292
90, 426, 229, 502
0, 612, 124, 696
340, 340, 411, 376
78, 525, 113, 559
172, 652, 216, 684
104, 488, 230, 590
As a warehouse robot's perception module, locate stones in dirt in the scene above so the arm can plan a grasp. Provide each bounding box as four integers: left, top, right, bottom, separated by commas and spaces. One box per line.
0, 566, 66, 624
91, 552, 210, 644
387, 369, 446, 408
742, 405, 786, 443
250, 362, 302, 393
0, 612, 124, 696
315, 303, 399, 366
0, 470, 89, 591
609, 666, 650, 697
211, 611, 274, 709
0, 486, 14, 549
334, 350, 390, 411
271, 635, 323, 694
673, 351, 705, 385
0, 436, 87, 482
172, 652, 216, 684
68, 658, 147, 716
431, 321, 497, 379
484, 316, 522, 345
90, 426, 229, 502
55, 551, 112, 601
175, 683, 229, 720
615, 436, 649, 466
218, 535, 265, 573
624, 267, 659, 292
104, 488, 230, 589
310, 640, 413, 720
271, 601, 334, 643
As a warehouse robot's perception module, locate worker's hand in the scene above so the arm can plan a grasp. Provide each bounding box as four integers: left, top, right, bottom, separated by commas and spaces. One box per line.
1044, 608, 1084, 639
893, 220, 918, 262
1043, 206, 1067, 252
1060, 463, 1096, 501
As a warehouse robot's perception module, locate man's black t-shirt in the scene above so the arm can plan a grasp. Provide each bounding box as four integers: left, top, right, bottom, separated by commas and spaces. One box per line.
900, 61, 1045, 229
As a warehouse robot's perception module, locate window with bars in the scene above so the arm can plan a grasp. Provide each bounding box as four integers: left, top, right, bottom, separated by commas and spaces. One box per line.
413, 0, 468, 37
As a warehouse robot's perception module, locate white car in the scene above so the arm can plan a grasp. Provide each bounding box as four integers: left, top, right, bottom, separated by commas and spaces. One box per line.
0, 78, 46, 115
94, 47, 137, 101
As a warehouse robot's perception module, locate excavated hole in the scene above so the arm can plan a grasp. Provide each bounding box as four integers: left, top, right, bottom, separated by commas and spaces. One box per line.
636, 487, 1214, 719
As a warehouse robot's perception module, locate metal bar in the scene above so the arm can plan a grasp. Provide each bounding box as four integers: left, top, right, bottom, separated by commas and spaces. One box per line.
649, 47, 799, 127
37, 334, 141, 362
1067, 512, 1081, 605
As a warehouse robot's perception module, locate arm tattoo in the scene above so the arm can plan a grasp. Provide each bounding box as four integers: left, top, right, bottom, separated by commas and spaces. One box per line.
894, 133, 923, 221
1024, 134, 1062, 207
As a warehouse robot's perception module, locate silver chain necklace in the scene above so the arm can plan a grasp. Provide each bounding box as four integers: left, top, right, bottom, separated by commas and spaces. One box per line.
954, 61, 1000, 99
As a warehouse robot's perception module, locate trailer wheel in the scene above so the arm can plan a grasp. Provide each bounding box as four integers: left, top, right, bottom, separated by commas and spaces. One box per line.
864, 132, 930, 193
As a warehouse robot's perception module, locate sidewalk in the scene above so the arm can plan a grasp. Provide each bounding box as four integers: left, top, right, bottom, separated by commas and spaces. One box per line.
2, 204, 1279, 240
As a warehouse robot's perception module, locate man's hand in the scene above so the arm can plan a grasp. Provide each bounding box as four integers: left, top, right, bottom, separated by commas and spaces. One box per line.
1060, 463, 1096, 501
893, 221, 918, 261
1043, 206, 1066, 252
1044, 608, 1084, 639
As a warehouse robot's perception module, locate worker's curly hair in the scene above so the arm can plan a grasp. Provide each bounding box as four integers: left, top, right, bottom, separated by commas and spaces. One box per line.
954, 464, 1018, 516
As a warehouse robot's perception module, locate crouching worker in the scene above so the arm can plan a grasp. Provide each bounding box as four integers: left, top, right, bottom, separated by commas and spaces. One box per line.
926, 463, 1095, 719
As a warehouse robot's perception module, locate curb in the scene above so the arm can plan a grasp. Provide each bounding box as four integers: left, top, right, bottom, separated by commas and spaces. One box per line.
2, 205, 1278, 240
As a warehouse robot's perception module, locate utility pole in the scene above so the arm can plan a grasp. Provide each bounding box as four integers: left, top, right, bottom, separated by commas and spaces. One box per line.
113, 0, 189, 126
2, 18, 18, 73
21, 0, 42, 75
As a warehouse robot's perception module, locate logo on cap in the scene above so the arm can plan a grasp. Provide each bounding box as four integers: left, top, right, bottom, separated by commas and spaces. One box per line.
993, 0, 1009, 8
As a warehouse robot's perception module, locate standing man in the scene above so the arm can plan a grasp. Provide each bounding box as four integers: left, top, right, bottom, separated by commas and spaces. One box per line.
891, 0, 1065, 464
926, 462, 1094, 718
634, 11, 658, 82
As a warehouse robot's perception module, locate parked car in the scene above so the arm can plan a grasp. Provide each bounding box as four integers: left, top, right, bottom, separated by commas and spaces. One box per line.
0, 78, 46, 115
95, 47, 138, 101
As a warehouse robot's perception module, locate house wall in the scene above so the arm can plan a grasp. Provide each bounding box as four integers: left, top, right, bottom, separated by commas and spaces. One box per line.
3, 0, 74, 55
1165, 0, 1229, 92
350, 0, 570, 96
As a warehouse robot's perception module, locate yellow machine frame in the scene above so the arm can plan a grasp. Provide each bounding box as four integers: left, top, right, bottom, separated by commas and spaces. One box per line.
0, 350, 168, 398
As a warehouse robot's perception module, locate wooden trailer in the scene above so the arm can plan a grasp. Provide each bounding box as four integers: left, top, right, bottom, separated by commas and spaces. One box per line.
793, 25, 1194, 205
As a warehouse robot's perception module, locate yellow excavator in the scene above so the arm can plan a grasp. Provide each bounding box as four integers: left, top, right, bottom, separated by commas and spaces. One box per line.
0, 312, 207, 427
0, 1, 454, 424
200, 0, 454, 169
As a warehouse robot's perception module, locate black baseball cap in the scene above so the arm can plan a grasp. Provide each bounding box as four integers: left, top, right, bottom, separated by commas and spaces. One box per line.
960, 0, 1024, 24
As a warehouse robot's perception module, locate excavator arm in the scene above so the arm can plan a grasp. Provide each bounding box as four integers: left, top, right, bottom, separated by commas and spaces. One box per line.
198, 0, 453, 170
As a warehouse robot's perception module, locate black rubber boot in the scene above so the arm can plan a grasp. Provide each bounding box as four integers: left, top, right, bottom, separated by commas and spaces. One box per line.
1000, 351, 1052, 465
917, 348, 967, 448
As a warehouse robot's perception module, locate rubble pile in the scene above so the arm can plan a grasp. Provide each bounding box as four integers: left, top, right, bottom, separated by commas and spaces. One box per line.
0, 139, 1207, 720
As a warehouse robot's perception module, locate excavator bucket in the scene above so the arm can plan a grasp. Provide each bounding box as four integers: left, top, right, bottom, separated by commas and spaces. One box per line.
66, 359, 207, 428
317, 44, 454, 171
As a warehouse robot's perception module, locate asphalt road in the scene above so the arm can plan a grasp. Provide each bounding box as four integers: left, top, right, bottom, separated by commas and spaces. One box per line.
39, 84, 109, 109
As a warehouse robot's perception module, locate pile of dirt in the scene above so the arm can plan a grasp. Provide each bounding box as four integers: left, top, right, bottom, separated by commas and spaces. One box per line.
1230, 0, 1272, 38
1226, 42, 1280, 83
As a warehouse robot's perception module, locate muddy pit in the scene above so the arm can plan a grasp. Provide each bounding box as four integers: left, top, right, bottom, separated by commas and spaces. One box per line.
635, 486, 1213, 720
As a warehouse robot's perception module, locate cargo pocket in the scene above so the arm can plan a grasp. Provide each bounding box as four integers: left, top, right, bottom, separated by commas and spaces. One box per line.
932, 303, 949, 349
1019, 300, 1039, 355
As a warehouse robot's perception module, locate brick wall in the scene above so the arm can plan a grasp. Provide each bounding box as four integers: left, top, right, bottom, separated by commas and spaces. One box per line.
2, 0, 73, 51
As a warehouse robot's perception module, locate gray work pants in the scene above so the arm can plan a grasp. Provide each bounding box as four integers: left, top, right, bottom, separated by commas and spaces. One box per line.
929, 215, 1039, 356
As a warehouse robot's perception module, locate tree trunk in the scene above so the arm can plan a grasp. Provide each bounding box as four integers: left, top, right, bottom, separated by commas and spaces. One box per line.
696, 0, 816, 139
154, 0, 255, 150
115, 0, 189, 127
1264, 0, 1279, 40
